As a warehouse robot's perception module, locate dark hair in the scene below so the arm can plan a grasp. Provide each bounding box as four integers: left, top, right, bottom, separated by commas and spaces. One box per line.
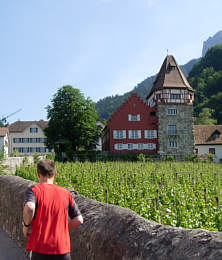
37, 159, 56, 177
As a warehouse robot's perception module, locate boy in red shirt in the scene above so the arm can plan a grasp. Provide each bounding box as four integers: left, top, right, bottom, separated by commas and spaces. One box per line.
23, 159, 83, 260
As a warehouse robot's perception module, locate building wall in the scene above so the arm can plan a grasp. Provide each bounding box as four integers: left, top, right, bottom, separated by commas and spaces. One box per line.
195, 144, 222, 162
0, 137, 4, 154
96, 121, 104, 151
0, 133, 9, 158
8, 123, 50, 156
157, 104, 194, 157
102, 127, 110, 151
106, 94, 158, 154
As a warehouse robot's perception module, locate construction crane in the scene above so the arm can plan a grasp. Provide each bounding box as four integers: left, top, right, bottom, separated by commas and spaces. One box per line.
0, 109, 22, 126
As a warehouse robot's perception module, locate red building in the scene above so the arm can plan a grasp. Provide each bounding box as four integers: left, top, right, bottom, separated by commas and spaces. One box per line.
102, 93, 158, 154
102, 55, 194, 157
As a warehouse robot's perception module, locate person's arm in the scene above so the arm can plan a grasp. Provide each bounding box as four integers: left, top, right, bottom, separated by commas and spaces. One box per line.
68, 193, 83, 230
23, 186, 37, 237
68, 214, 83, 230
23, 201, 35, 237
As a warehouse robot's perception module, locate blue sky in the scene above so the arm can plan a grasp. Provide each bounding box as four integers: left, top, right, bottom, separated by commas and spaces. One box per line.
1, 0, 222, 123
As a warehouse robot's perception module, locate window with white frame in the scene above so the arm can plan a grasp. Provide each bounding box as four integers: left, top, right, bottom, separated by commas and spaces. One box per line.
144, 130, 156, 139
168, 125, 177, 135
138, 143, 143, 150
128, 130, 141, 139
40, 147, 47, 153
128, 143, 133, 150
167, 108, 178, 115
13, 138, 18, 143
168, 141, 177, 148
114, 143, 123, 150
113, 130, 126, 139
171, 94, 180, 100
209, 148, 215, 154
147, 143, 155, 150
30, 127, 38, 133
215, 132, 220, 139
18, 147, 25, 153
128, 114, 140, 121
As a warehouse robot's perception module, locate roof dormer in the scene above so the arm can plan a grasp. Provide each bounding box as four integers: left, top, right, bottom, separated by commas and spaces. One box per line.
211, 130, 221, 140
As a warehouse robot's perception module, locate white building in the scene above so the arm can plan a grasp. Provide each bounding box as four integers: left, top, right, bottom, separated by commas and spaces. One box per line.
8, 121, 51, 156
194, 125, 222, 162
0, 127, 9, 158
96, 121, 105, 151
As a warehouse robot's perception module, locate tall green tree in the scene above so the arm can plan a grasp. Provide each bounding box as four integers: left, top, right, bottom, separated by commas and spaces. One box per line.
45, 86, 101, 159
194, 108, 217, 125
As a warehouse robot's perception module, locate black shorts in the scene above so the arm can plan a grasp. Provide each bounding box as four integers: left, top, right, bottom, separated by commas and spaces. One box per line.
31, 251, 71, 260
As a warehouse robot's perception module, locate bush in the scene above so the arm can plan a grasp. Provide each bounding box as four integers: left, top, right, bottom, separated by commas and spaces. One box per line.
22, 156, 29, 165
146, 157, 153, 162
45, 153, 55, 160
0, 150, 4, 161
186, 154, 200, 162
33, 153, 40, 164
166, 155, 174, 162
13, 149, 19, 157
0, 150, 7, 175
121, 153, 138, 162
137, 153, 146, 162
206, 153, 215, 162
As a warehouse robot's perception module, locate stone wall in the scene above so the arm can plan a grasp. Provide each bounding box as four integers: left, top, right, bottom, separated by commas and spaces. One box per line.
157, 104, 194, 158
2, 156, 34, 174
1, 175, 222, 260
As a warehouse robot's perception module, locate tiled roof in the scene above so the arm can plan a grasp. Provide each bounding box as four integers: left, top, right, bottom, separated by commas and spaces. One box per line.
194, 125, 222, 145
9, 121, 48, 133
0, 127, 8, 137
147, 55, 194, 98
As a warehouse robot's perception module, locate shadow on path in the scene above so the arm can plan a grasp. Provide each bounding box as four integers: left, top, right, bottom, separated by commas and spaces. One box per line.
0, 228, 28, 260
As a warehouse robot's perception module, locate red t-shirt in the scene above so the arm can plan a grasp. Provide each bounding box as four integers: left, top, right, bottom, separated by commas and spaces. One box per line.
24, 183, 80, 254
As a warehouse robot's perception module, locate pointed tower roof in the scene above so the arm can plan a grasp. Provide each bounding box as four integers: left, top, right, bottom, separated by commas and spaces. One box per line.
147, 55, 194, 98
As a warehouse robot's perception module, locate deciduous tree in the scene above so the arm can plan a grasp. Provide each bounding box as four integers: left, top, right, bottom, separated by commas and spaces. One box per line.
194, 107, 217, 125
45, 86, 101, 159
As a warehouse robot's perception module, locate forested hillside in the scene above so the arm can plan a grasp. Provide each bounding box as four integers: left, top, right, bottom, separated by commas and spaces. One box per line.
188, 45, 222, 124
95, 75, 155, 120
95, 59, 199, 120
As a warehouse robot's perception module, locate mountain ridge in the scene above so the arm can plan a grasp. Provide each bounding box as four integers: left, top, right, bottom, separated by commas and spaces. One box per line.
95, 58, 200, 120
202, 30, 222, 56
96, 30, 222, 121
